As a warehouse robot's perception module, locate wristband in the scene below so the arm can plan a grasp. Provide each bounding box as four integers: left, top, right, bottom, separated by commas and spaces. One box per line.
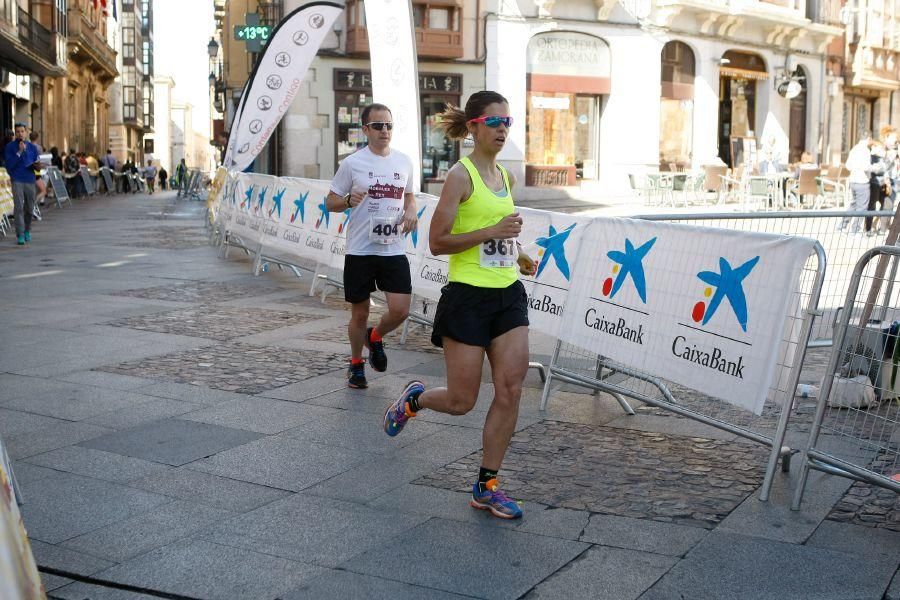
345, 194, 351, 208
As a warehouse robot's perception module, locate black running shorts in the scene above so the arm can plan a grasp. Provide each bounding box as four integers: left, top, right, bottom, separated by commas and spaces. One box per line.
343, 254, 412, 303
431, 280, 529, 348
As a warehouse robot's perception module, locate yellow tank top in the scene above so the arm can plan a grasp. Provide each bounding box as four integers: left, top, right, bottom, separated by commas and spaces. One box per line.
448, 157, 518, 288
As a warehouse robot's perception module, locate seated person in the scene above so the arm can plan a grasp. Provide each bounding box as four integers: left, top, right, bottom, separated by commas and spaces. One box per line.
794, 151, 818, 177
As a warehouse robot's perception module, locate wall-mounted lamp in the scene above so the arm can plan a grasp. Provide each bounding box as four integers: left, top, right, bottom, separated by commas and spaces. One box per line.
207, 38, 219, 59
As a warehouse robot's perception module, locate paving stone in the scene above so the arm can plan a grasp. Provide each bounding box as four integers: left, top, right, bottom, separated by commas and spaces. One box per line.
806, 520, 900, 559
180, 397, 333, 434
40, 572, 73, 593
24, 446, 173, 484
283, 408, 446, 454
580, 513, 709, 557
255, 372, 348, 402
282, 570, 471, 600
304, 455, 445, 503
7, 421, 114, 460
825, 451, 900, 533
189, 434, 370, 491
105, 305, 321, 341
199, 493, 430, 568
127, 467, 291, 512
0, 408, 68, 437
524, 545, 676, 600
302, 322, 443, 355
85, 398, 206, 429
887, 566, 900, 600
49, 582, 159, 600
343, 518, 590, 599
19, 471, 171, 544
79, 419, 262, 466
11, 461, 58, 485
53, 370, 155, 391
640, 531, 897, 600
97, 342, 346, 394
1, 388, 162, 422
130, 382, 249, 405
416, 421, 767, 529
27, 539, 115, 577
94, 539, 326, 600
61, 500, 232, 562
110, 280, 286, 303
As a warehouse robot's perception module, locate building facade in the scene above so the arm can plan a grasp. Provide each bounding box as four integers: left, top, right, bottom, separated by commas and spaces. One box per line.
109, 0, 151, 164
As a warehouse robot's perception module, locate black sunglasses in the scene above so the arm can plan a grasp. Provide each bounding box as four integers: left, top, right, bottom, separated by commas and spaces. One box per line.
365, 122, 393, 131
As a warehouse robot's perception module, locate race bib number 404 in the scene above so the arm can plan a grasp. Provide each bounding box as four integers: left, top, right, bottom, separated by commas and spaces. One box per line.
369, 215, 402, 244
480, 239, 516, 268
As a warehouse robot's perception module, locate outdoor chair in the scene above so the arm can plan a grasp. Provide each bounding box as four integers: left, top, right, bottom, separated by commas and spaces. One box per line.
628, 173, 658, 205
743, 175, 780, 211
702, 165, 727, 204
786, 167, 821, 209
814, 176, 847, 209
719, 166, 746, 205
681, 172, 707, 205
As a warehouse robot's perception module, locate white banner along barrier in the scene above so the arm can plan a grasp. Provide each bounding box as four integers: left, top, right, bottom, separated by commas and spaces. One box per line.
211, 171, 815, 416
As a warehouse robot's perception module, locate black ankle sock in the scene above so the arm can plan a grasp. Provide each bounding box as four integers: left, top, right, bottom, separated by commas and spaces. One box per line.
478, 467, 498, 492
407, 391, 422, 412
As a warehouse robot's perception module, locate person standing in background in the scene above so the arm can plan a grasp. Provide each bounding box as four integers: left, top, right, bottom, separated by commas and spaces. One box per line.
3, 123, 41, 245
144, 160, 157, 194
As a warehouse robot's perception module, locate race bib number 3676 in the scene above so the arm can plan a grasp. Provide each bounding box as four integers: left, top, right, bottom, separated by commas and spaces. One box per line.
480, 239, 516, 268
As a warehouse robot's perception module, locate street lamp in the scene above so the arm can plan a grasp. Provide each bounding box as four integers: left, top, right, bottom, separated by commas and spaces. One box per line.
207, 38, 219, 59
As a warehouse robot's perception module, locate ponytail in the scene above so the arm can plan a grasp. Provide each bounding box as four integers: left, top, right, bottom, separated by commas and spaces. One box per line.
438, 104, 469, 140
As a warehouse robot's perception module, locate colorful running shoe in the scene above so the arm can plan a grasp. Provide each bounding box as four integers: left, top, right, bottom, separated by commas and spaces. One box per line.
470, 478, 523, 519
383, 380, 424, 437
347, 362, 367, 389
366, 327, 388, 372
23, 231, 31, 242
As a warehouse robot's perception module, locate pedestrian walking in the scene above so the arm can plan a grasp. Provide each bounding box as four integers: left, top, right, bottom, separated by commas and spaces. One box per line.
158, 166, 168, 190
175, 159, 187, 189
843, 131, 873, 234
382, 91, 537, 519
64, 149, 81, 198
3, 122, 42, 245
144, 160, 157, 194
325, 103, 418, 389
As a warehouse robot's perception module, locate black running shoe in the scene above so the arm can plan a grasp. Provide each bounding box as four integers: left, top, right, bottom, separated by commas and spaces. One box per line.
366, 327, 388, 372
348, 362, 368, 389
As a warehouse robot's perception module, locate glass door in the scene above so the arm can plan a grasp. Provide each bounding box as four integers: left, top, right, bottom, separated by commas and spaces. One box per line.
421, 93, 459, 184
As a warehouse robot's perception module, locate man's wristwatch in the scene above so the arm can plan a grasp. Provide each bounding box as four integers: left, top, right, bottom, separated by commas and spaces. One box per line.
345, 194, 352, 208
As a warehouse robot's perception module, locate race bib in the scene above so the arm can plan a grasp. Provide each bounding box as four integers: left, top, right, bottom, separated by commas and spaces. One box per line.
369, 215, 402, 244
480, 239, 516, 268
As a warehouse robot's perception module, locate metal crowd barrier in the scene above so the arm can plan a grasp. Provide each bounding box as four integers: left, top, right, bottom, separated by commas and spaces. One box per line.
792, 246, 900, 509
637, 210, 896, 347
539, 241, 827, 501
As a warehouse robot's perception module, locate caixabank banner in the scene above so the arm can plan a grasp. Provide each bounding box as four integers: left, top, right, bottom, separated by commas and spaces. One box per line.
559, 217, 815, 414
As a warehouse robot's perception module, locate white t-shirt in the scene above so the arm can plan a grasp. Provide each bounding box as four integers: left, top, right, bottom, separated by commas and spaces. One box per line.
329, 146, 414, 256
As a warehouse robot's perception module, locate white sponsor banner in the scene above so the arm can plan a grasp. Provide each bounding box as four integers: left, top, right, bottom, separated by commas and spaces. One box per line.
408, 194, 446, 302
517, 209, 591, 338
230, 173, 263, 243
225, 2, 343, 172
364, 0, 422, 189
558, 217, 814, 414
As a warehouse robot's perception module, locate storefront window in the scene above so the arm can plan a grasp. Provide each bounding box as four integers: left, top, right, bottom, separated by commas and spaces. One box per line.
659, 41, 694, 170
333, 69, 461, 187
422, 94, 459, 181
525, 32, 609, 186
717, 51, 766, 166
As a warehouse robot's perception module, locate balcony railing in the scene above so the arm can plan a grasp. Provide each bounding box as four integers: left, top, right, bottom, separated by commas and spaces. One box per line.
17, 7, 54, 62
346, 26, 462, 59
850, 43, 900, 87
808, 0, 843, 25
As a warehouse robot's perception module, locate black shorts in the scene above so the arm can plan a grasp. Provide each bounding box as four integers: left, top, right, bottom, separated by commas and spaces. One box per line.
431, 280, 529, 348
343, 254, 412, 303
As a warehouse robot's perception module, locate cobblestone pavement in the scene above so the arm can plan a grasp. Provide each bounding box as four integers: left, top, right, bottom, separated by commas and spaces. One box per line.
827, 451, 900, 532
112, 280, 288, 303
106, 305, 321, 340
96, 341, 346, 393
416, 421, 768, 529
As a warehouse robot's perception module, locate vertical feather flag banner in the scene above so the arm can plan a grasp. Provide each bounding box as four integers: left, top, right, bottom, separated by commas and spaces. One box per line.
364, 0, 422, 189
224, 1, 344, 172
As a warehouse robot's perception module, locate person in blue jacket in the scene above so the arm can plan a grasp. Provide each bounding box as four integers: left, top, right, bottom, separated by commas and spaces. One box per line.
3, 122, 41, 245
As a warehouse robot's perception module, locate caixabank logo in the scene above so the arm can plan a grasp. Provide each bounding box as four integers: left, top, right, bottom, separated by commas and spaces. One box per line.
269, 188, 285, 219
337, 208, 351, 234
254, 186, 268, 214
692, 256, 759, 332
315, 198, 330, 229
290, 191, 309, 224
601, 237, 657, 303
240, 185, 255, 210
583, 237, 657, 346
534, 224, 576, 281
405, 206, 428, 248
671, 255, 760, 380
